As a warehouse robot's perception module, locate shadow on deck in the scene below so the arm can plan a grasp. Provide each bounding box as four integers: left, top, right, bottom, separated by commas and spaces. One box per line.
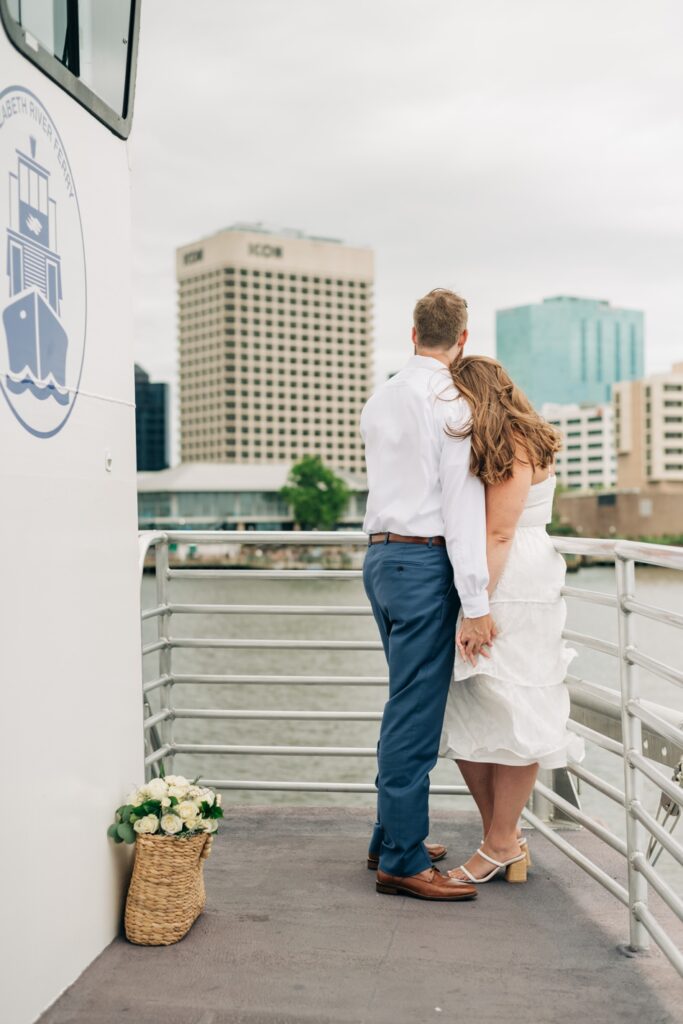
40, 808, 681, 1024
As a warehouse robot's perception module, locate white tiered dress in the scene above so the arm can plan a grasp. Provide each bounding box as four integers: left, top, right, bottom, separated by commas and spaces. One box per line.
440, 476, 584, 769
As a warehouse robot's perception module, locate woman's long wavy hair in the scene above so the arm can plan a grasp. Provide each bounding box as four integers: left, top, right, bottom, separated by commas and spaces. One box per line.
446, 355, 562, 485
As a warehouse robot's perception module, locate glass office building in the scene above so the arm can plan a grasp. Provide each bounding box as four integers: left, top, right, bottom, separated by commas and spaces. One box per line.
134, 364, 169, 471
496, 296, 644, 408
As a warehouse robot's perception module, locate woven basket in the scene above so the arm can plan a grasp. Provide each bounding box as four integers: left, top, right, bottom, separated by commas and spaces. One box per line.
124, 832, 213, 945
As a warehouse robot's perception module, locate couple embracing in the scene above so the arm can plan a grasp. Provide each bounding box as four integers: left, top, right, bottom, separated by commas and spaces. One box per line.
360, 288, 583, 901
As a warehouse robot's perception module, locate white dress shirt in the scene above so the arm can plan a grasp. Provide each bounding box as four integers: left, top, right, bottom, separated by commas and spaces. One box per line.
360, 354, 490, 618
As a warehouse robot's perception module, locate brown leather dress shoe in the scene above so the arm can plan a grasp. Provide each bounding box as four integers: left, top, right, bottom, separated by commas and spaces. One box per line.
366, 842, 447, 871
376, 866, 477, 901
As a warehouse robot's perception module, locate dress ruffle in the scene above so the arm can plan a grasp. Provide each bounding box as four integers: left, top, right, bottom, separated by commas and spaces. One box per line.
440, 515, 585, 769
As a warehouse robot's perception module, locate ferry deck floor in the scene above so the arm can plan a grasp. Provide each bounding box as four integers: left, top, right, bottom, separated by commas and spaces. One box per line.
39, 808, 682, 1024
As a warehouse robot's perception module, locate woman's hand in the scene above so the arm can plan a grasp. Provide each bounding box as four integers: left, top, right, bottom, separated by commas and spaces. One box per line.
457, 615, 498, 667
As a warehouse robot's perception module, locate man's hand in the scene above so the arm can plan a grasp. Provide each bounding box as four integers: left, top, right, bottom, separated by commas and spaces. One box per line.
457, 614, 498, 667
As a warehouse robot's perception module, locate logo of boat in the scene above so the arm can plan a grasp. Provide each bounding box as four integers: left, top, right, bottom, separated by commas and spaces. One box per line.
3, 135, 69, 406
0, 85, 86, 438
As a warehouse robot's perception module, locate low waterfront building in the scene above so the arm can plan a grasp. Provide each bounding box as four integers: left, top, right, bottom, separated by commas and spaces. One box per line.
497, 296, 644, 408
134, 364, 170, 471
554, 488, 683, 540
137, 462, 368, 529
542, 402, 615, 491
614, 363, 683, 490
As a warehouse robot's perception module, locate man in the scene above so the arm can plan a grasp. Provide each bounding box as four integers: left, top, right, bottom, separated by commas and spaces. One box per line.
361, 288, 495, 901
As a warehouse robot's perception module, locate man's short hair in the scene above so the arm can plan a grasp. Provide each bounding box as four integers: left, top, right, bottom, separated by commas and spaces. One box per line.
413, 288, 468, 350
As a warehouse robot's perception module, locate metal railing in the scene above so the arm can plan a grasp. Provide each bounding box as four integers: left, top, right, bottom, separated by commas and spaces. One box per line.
139, 529, 683, 976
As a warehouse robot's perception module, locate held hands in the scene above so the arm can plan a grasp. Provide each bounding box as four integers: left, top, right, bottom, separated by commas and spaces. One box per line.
456, 614, 498, 667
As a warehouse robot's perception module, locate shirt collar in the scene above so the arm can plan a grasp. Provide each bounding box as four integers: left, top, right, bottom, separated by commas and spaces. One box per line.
405, 353, 451, 372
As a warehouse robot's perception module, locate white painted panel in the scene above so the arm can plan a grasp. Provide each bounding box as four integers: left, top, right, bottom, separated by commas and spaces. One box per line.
0, 38, 143, 1024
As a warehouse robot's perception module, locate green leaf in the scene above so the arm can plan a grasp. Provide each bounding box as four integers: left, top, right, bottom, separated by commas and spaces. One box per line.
117, 822, 136, 844
107, 824, 119, 839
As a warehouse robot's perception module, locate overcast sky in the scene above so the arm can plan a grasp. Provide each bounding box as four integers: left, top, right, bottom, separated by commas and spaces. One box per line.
130, 0, 683, 454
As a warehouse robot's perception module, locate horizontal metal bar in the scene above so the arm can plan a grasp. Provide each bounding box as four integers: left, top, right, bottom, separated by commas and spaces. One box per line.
141, 604, 169, 621
568, 677, 683, 766
533, 780, 628, 856
163, 530, 369, 546
626, 702, 683, 754
628, 751, 683, 808
172, 708, 383, 721
141, 638, 168, 656
616, 540, 683, 572
561, 586, 618, 608
142, 674, 172, 695
170, 637, 382, 651
168, 603, 373, 616
143, 708, 171, 731
567, 719, 624, 756
144, 744, 171, 767
173, 743, 376, 756
632, 902, 683, 977
622, 596, 683, 631
521, 806, 629, 906
563, 630, 619, 657
626, 647, 683, 690
567, 675, 622, 711
167, 569, 362, 580
195, 779, 470, 794
551, 537, 617, 558
629, 799, 683, 869
171, 673, 388, 686
632, 853, 683, 922
567, 763, 625, 805
139, 531, 683, 566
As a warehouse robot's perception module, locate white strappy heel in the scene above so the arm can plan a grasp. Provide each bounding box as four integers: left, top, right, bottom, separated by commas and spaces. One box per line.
480, 835, 532, 869
452, 847, 528, 884
518, 836, 532, 869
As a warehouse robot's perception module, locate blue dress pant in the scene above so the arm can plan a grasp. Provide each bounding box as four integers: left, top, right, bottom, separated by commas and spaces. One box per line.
363, 540, 460, 877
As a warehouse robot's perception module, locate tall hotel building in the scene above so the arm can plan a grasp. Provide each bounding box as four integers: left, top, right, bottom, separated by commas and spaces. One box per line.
497, 296, 644, 409
177, 224, 373, 474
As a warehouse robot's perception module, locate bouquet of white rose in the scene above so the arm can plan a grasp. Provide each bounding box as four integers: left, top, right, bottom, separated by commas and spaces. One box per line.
108, 774, 223, 845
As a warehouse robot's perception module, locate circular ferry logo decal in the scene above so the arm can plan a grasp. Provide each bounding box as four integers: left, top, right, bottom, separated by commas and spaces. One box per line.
0, 85, 86, 438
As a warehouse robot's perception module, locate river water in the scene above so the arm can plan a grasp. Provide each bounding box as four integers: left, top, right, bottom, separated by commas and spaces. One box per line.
141, 564, 682, 895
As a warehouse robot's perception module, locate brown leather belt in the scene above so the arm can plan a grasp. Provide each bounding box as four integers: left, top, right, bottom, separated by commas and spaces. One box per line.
369, 533, 446, 547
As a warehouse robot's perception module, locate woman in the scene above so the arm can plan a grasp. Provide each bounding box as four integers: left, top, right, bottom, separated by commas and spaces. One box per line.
439, 356, 584, 884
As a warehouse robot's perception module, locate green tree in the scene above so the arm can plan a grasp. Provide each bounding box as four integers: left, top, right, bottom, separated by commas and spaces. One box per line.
280, 455, 351, 530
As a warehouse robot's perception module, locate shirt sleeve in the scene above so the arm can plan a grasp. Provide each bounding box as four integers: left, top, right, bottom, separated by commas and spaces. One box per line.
439, 405, 490, 618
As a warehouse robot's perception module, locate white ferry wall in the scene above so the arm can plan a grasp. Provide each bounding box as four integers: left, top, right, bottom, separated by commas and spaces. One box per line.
0, 25, 143, 1024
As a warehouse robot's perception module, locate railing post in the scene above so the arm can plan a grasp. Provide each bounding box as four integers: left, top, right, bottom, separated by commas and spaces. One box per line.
156, 537, 175, 774
616, 552, 649, 952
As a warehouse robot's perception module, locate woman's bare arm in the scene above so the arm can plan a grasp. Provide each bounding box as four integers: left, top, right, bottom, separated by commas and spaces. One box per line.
485, 454, 533, 596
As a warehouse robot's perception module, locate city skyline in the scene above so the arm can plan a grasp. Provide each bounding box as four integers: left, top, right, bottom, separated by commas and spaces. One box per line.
130, 1, 683, 461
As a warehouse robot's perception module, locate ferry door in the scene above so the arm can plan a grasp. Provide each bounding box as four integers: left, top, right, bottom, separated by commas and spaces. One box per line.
0, 5, 144, 1024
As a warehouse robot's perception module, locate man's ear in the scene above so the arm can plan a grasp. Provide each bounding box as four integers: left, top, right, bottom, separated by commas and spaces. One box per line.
411, 326, 417, 346
459, 329, 469, 351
